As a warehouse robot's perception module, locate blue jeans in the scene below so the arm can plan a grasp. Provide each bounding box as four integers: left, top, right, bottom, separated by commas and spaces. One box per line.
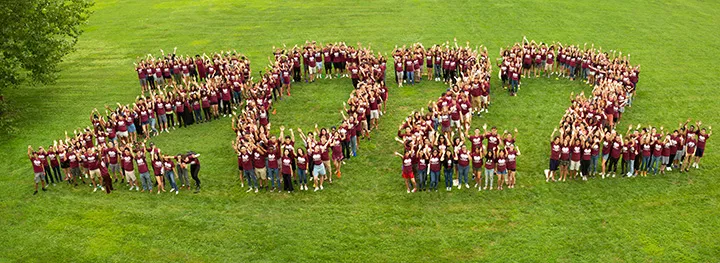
590, 155, 599, 174
628, 160, 635, 175
149, 117, 158, 133
429, 171, 440, 190
443, 167, 453, 188
140, 172, 152, 191
417, 169, 427, 190
457, 165, 469, 185
569, 66, 576, 78
268, 167, 280, 188
405, 71, 414, 85
484, 168, 494, 189
642, 156, 651, 171
232, 91, 241, 105
297, 169, 307, 185
350, 136, 357, 156
433, 64, 442, 78
165, 171, 178, 191
650, 156, 661, 174
194, 109, 202, 122
244, 169, 257, 188
511, 79, 519, 93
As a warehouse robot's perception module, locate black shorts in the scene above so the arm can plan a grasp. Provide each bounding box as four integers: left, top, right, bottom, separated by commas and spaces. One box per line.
695, 148, 705, 157
549, 159, 560, 171
426, 63, 433, 69
61, 161, 70, 168
522, 63, 531, 69
501, 75, 508, 82
333, 62, 342, 69
324, 62, 332, 69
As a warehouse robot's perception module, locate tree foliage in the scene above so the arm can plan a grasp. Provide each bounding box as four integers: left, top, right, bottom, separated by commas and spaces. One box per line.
0, 0, 93, 90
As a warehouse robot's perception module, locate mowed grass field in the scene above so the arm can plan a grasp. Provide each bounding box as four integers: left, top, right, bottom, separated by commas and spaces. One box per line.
2, 0, 720, 262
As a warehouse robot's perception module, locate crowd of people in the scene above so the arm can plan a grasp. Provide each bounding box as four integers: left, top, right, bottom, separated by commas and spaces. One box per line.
25, 48, 254, 195
498, 37, 640, 97
548, 120, 711, 182
27, 129, 202, 195
27, 40, 709, 194
524, 38, 711, 182
393, 41, 521, 193
231, 41, 388, 193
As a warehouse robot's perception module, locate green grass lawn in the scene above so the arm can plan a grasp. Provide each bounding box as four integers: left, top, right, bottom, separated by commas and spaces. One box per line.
2, 0, 720, 262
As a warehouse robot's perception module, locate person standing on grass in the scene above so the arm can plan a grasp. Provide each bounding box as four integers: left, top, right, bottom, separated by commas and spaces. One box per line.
176, 154, 190, 191
331, 133, 344, 179
428, 148, 442, 192
251, 143, 267, 192
85, 147, 104, 193
185, 152, 202, 193
98, 158, 114, 194
28, 146, 48, 195
442, 147, 454, 192
35, 146, 53, 186
310, 144, 326, 192
134, 146, 152, 193
162, 155, 179, 194
281, 149, 294, 193
547, 128, 561, 182
693, 124, 711, 169
296, 148, 309, 191
506, 144, 520, 189
151, 154, 165, 194
394, 151, 417, 193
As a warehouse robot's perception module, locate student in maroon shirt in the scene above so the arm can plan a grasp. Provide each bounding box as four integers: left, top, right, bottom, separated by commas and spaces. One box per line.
280, 149, 294, 193
693, 124, 712, 169
394, 151, 417, 193
28, 146, 48, 195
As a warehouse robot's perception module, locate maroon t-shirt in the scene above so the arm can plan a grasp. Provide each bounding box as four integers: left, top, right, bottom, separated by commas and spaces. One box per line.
253, 150, 266, 169
31, 157, 44, 173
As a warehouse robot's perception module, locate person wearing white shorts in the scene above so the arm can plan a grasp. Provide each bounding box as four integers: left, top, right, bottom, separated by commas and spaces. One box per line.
370, 110, 379, 119
569, 161, 580, 171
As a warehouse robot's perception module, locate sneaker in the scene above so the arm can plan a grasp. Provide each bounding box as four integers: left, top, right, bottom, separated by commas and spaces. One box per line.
457, 184, 461, 189
314, 187, 319, 192
320, 185, 324, 190
100, 186, 105, 191
136, 187, 140, 191
465, 183, 470, 189
478, 187, 482, 191
412, 188, 417, 193
254, 188, 259, 193
241, 183, 244, 187
407, 189, 411, 194
175, 189, 179, 195
42, 187, 47, 192
93, 187, 97, 192
246, 188, 253, 193
53, 183, 57, 186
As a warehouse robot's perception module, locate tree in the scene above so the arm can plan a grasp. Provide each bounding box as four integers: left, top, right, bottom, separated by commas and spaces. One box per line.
0, 0, 93, 133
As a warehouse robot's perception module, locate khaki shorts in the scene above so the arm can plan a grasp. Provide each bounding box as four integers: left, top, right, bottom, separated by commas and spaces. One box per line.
88, 169, 101, 179
34, 172, 46, 183
125, 170, 137, 182
255, 167, 267, 180
323, 160, 332, 176
309, 67, 317, 74
472, 96, 482, 108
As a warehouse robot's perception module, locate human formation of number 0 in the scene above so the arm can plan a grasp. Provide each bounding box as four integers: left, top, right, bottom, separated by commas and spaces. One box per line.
26, 38, 713, 196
